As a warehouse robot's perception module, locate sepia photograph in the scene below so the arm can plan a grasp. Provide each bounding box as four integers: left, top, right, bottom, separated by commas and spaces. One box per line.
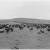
0, 0, 50, 50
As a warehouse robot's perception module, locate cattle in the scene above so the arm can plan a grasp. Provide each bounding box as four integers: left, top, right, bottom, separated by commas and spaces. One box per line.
0, 29, 4, 33
40, 24, 47, 28
10, 28, 13, 32
19, 26, 23, 30
47, 28, 50, 32
15, 24, 20, 28
29, 27, 33, 31
40, 30, 44, 33
0, 30, 4, 33
5, 27, 10, 33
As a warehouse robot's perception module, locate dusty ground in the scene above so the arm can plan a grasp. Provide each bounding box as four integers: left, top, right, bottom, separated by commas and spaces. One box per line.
0, 18, 50, 49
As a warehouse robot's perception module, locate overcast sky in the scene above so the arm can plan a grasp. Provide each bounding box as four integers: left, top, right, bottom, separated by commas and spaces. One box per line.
0, 0, 50, 20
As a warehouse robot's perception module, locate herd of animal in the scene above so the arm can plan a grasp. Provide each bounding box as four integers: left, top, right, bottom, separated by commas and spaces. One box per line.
0, 19, 50, 49
0, 22, 50, 34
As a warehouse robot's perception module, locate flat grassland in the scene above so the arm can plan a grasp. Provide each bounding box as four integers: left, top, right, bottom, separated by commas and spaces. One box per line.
0, 18, 50, 49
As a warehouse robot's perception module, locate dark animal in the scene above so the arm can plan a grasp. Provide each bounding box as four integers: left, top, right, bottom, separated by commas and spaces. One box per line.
40, 30, 44, 33
47, 28, 50, 32
0, 30, 4, 33
10, 28, 13, 32
5, 28, 10, 33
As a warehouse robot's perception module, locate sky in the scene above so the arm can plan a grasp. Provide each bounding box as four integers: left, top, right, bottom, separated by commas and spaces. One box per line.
0, 0, 50, 20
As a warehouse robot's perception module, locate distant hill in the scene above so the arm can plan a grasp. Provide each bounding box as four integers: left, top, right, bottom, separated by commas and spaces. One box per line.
0, 18, 50, 24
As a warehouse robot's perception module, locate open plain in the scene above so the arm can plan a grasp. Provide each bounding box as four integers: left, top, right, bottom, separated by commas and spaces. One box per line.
0, 18, 50, 49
